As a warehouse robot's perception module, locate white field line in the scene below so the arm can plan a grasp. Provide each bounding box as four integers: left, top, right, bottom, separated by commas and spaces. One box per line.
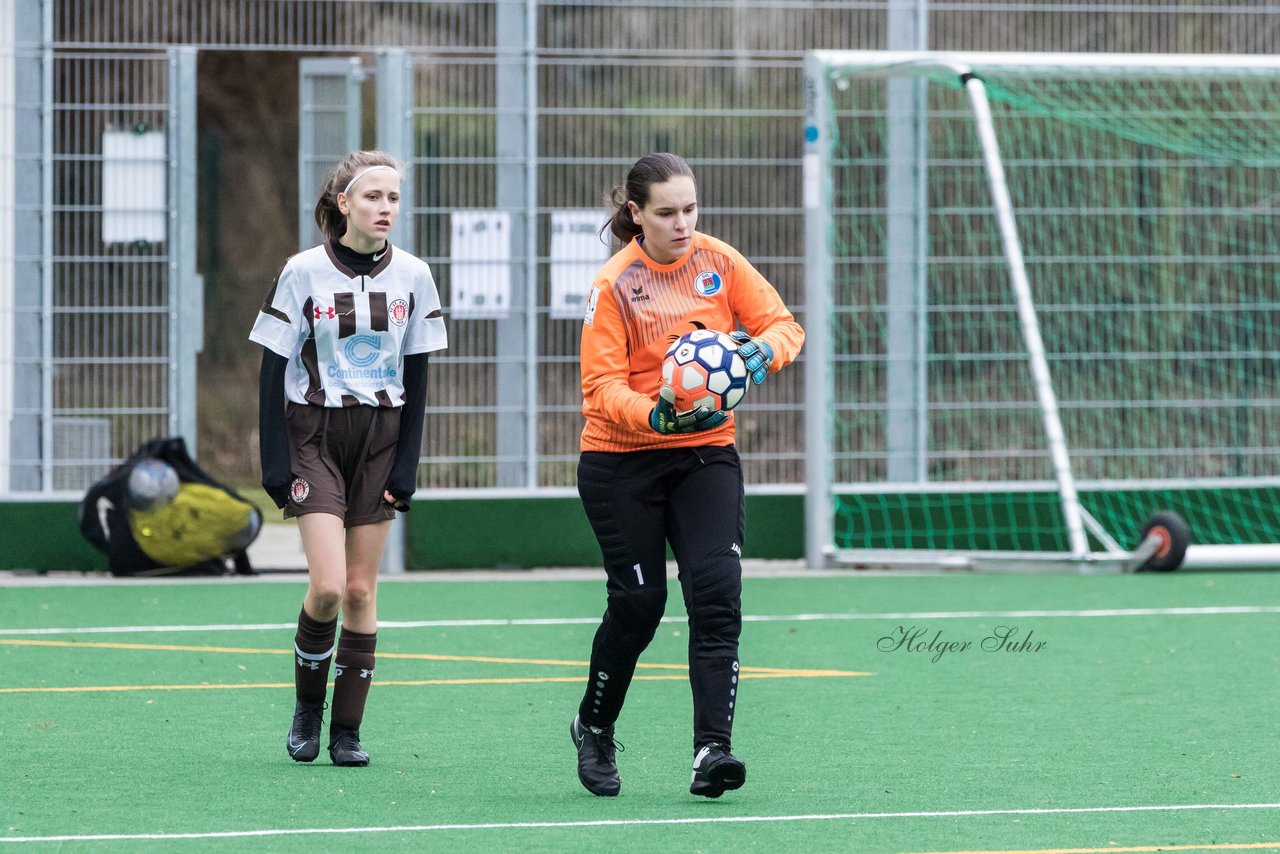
2, 605, 1280, 637
1, 802, 1279, 845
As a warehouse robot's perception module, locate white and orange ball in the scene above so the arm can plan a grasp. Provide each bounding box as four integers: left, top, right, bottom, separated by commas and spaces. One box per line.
661, 329, 749, 414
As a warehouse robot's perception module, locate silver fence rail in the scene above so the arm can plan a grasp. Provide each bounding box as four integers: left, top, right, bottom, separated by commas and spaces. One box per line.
2, 0, 1277, 493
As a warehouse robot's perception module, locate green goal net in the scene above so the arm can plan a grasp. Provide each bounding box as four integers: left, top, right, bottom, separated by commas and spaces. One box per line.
802, 52, 1280, 571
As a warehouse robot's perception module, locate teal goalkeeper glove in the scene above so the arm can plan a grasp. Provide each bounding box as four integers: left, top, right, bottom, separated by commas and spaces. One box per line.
649, 386, 728, 435
729, 331, 774, 385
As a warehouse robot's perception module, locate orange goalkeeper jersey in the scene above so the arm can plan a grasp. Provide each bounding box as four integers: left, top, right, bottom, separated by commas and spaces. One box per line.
580, 231, 805, 453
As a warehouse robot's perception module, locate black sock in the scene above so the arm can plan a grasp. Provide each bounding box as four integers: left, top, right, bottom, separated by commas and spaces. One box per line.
331, 628, 377, 732
293, 606, 337, 705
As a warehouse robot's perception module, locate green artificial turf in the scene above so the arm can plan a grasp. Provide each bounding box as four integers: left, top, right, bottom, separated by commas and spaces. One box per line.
2, 571, 1279, 852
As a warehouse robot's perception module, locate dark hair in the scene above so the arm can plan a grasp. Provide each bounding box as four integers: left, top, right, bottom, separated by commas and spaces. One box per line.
604, 152, 695, 245
313, 150, 403, 239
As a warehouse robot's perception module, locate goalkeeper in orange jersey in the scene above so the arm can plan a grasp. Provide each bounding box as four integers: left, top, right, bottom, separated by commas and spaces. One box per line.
570, 152, 804, 798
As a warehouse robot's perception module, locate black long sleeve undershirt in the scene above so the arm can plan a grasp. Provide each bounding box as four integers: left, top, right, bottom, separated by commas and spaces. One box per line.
257, 349, 292, 509
386, 352, 429, 509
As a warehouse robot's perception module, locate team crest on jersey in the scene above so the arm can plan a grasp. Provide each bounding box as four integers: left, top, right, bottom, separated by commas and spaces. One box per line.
290, 478, 310, 504
694, 271, 723, 297
389, 299, 409, 326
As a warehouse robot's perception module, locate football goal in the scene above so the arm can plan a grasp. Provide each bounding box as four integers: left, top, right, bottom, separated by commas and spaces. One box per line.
803, 51, 1280, 572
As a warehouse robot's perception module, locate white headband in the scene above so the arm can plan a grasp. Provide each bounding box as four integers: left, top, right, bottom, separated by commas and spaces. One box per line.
341, 165, 398, 197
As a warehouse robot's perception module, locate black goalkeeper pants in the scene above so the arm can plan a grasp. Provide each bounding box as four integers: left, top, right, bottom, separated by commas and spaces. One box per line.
576, 445, 745, 752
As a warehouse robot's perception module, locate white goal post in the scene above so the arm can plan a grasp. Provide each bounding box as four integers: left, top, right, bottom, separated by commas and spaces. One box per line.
803, 51, 1280, 572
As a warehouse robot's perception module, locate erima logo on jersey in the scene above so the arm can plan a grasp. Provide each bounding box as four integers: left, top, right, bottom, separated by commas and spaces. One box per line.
630, 285, 650, 303
694, 271, 723, 297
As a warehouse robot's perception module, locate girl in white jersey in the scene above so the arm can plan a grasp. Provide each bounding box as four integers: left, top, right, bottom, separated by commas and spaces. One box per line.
250, 150, 447, 766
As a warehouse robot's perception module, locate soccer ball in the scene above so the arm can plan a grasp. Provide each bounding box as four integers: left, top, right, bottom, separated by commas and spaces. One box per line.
127, 458, 180, 510
661, 329, 749, 414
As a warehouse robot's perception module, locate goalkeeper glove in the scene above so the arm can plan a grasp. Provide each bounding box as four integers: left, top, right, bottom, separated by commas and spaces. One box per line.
649, 386, 728, 435
730, 331, 774, 385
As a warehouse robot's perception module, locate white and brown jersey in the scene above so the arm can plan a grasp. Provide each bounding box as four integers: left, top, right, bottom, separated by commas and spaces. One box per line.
249, 242, 447, 407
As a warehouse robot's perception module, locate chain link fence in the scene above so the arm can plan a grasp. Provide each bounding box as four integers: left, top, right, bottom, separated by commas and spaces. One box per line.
3, 0, 1276, 493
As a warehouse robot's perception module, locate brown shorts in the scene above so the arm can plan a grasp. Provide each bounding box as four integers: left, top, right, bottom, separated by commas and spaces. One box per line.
283, 402, 401, 528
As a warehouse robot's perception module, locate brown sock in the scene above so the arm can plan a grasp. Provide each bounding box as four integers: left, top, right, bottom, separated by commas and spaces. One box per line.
331, 628, 377, 731
293, 607, 336, 705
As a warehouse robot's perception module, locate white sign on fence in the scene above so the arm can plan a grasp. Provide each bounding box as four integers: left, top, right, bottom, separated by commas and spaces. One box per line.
450, 210, 512, 319
102, 129, 167, 244
549, 209, 610, 320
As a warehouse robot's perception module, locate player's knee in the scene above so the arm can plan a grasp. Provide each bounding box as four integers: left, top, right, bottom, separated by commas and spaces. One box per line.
342, 582, 375, 615
687, 573, 742, 641
307, 584, 343, 617
684, 560, 742, 609
606, 586, 667, 641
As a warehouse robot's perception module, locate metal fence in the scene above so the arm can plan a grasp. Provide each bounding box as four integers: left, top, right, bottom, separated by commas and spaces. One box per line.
801, 50, 1280, 565
3, 0, 1278, 493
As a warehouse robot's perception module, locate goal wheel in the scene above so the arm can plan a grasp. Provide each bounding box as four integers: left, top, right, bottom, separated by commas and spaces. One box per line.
1137, 510, 1190, 572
